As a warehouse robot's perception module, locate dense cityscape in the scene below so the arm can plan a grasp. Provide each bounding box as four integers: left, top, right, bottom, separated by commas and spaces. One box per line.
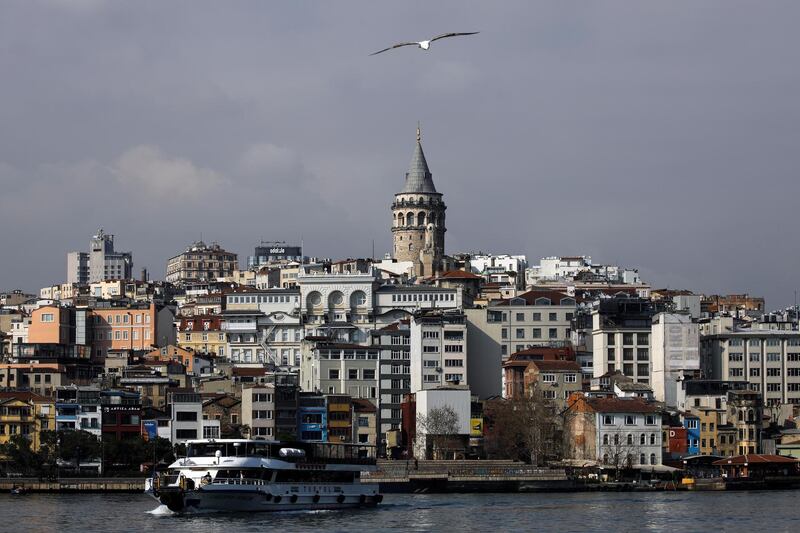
1, 130, 798, 492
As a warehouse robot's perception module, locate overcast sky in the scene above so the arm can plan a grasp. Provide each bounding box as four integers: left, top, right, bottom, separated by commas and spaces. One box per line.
1, 1, 799, 308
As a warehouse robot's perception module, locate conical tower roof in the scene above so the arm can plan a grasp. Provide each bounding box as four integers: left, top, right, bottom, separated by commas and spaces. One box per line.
401, 127, 437, 194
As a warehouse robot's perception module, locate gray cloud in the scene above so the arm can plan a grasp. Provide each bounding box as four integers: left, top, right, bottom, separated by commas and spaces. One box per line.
1, 1, 799, 308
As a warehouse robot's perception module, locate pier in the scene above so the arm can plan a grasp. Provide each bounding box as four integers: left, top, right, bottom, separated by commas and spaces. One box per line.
1, 478, 145, 493
362, 460, 573, 493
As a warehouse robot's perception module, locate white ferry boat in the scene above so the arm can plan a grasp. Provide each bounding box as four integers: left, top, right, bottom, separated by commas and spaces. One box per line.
145, 439, 382, 513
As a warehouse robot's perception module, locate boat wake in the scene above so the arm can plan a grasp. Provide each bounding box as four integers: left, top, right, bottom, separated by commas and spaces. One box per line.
147, 505, 174, 516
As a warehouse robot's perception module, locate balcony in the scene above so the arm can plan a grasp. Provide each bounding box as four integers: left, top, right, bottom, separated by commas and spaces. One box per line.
224, 323, 258, 332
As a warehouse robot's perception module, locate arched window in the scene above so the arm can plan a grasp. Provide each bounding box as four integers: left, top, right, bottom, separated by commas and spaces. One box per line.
350, 290, 367, 308
650, 433, 656, 445
398, 213, 405, 226
407, 213, 415, 226
306, 291, 322, 312
650, 453, 657, 465
640, 433, 646, 445
602, 453, 609, 464
613, 434, 619, 445
534, 297, 551, 305
748, 409, 754, 421
603, 434, 609, 445
639, 453, 646, 465
429, 213, 436, 225
328, 291, 344, 309
418, 212, 426, 226
408, 243, 413, 251
627, 434, 633, 445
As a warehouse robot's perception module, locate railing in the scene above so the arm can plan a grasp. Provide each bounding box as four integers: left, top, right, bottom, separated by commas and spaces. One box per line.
211, 478, 268, 486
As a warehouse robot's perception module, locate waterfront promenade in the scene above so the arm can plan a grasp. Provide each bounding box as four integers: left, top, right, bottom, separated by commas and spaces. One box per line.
0, 477, 144, 493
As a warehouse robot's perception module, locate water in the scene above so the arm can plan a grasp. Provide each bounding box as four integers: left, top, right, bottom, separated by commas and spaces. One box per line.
1, 491, 800, 532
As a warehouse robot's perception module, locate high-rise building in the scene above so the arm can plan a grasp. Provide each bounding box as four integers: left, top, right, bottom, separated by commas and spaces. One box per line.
88, 229, 133, 282
66, 252, 90, 285
391, 127, 446, 277
66, 229, 132, 284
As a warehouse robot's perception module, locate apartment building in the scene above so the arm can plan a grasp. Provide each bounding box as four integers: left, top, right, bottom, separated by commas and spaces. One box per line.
409, 310, 467, 393
700, 316, 800, 407
165, 241, 238, 286
590, 297, 657, 384
242, 385, 276, 439
489, 290, 577, 360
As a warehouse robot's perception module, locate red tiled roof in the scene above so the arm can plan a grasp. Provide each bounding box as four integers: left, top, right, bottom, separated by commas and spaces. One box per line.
0, 390, 50, 402
712, 454, 798, 466
493, 289, 579, 306
438, 270, 483, 280
502, 360, 533, 369
586, 396, 659, 414
178, 314, 223, 331
510, 346, 575, 359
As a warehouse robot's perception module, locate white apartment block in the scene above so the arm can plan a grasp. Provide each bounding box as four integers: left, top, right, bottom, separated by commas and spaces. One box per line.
410, 311, 468, 393
223, 288, 303, 367
299, 342, 379, 401
169, 390, 203, 443
374, 285, 462, 317
526, 256, 641, 286
594, 400, 663, 468
700, 316, 800, 406
590, 298, 655, 384
650, 313, 700, 407
242, 385, 276, 438
469, 254, 527, 288
489, 290, 577, 359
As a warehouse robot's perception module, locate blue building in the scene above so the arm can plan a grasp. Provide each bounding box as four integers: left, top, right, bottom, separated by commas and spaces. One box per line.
297, 392, 327, 442
683, 413, 701, 456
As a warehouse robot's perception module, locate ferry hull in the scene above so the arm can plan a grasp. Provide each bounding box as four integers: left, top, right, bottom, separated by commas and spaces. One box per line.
148, 485, 382, 514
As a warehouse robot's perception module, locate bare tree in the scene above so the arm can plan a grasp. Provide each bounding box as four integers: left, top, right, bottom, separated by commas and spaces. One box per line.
416, 405, 460, 460
484, 384, 561, 465
599, 429, 643, 480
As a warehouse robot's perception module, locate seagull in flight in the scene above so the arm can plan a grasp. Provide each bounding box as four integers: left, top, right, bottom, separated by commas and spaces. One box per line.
370, 32, 479, 56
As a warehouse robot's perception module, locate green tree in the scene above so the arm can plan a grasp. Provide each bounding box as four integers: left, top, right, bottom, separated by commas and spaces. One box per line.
0, 435, 38, 474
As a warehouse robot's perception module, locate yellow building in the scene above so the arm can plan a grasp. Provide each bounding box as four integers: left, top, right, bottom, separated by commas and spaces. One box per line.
176, 315, 227, 357
0, 391, 54, 452
327, 394, 352, 443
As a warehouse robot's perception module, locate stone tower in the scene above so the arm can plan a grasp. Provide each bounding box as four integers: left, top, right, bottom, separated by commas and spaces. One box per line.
391, 127, 446, 277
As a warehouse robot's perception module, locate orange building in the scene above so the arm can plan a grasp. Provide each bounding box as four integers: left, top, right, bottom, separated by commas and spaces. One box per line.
28, 306, 74, 344
144, 344, 203, 374
90, 303, 157, 356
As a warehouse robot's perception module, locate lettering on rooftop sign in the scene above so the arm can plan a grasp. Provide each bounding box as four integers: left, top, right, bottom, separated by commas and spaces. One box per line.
269, 248, 286, 254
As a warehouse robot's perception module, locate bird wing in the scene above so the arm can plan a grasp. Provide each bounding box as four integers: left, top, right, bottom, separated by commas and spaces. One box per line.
369, 42, 420, 56
429, 31, 479, 43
